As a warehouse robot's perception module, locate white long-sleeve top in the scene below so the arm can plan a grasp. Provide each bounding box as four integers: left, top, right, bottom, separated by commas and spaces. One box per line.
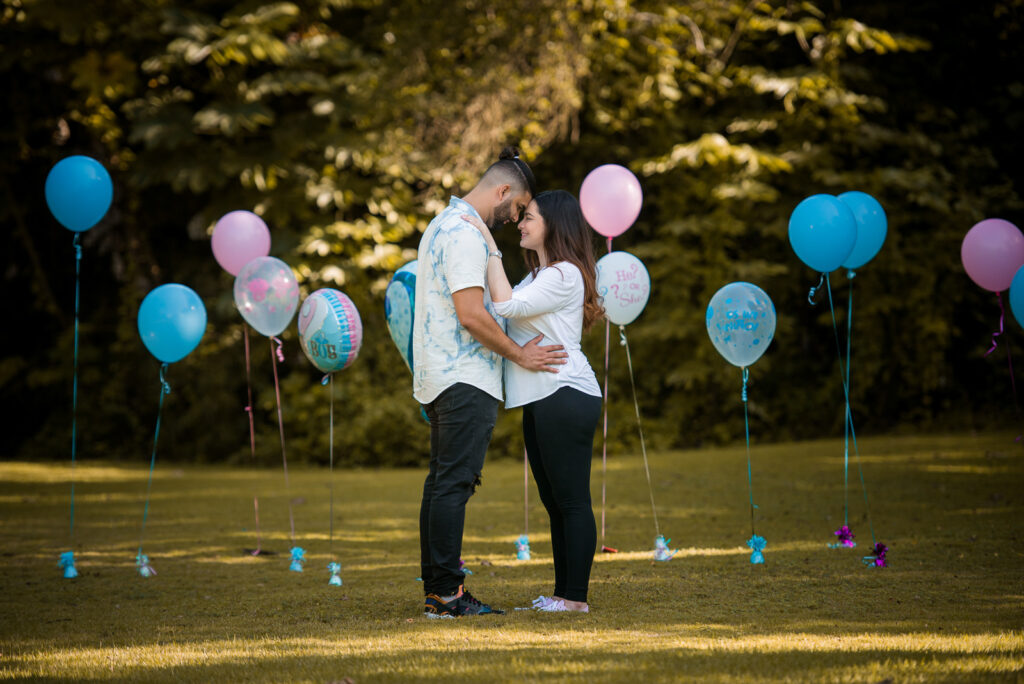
492, 262, 602, 408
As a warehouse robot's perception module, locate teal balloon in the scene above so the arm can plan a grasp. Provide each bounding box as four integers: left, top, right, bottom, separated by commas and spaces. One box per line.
788, 194, 857, 273
1010, 266, 1024, 330
137, 284, 207, 363
385, 260, 417, 372
706, 282, 776, 368
297, 289, 363, 373
45, 156, 113, 232
838, 191, 887, 270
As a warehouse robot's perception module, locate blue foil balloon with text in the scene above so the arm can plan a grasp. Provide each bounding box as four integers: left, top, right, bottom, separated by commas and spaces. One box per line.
384, 260, 417, 372
137, 284, 208, 363
788, 194, 858, 273
298, 289, 363, 373
706, 282, 776, 367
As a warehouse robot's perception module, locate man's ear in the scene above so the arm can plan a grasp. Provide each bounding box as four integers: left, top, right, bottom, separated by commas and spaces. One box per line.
495, 183, 512, 202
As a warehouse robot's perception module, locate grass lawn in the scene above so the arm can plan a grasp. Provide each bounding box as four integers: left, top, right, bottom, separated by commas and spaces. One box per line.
1, 431, 1022, 682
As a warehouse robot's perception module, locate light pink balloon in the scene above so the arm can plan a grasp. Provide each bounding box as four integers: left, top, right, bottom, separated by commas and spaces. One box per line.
579, 164, 643, 238
211, 211, 271, 276
961, 218, 1024, 292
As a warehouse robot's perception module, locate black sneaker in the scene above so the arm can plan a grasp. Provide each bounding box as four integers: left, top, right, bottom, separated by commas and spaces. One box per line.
457, 587, 504, 616
423, 593, 459, 619
423, 585, 505, 618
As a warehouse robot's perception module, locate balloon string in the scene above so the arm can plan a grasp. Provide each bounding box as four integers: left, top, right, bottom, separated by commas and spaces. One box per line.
988, 293, 1023, 440
243, 324, 262, 554
600, 237, 612, 546
271, 336, 285, 362
69, 233, 82, 542
139, 364, 171, 559
742, 367, 756, 537
621, 326, 660, 538
826, 275, 877, 546
808, 273, 825, 305
843, 271, 855, 526
985, 292, 1006, 357
271, 338, 295, 543
328, 373, 335, 558
600, 316, 609, 546
523, 448, 529, 537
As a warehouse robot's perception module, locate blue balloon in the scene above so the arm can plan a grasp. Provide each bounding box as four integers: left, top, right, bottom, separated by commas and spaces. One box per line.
838, 191, 887, 270
788, 194, 857, 273
706, 282, 776, 368
385, 260, 417, 372
137, 284, 207, 363
1010, 266, 1024, 331
45, 156, 113, 232
297, 289, 363, 374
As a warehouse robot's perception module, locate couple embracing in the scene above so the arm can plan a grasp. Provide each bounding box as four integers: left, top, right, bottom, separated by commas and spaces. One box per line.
413, 147, 605, 618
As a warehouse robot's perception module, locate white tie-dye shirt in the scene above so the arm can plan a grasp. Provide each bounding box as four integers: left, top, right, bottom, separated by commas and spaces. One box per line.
413, 197, 504, 404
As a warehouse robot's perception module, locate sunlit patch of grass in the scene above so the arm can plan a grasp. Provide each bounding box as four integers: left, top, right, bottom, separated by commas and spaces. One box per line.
2, 432, 1023, 682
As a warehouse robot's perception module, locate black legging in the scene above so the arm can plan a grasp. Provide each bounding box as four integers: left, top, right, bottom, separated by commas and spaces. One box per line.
523, 386, 602, 603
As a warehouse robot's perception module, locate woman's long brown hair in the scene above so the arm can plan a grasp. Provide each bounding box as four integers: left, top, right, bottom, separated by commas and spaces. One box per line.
523, 190, 605, 331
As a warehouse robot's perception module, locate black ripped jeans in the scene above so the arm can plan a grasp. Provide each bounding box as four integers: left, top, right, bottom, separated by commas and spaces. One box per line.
419, 383, 498, 597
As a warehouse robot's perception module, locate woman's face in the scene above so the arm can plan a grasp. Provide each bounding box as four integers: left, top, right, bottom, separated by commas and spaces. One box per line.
518, 200, 546, 253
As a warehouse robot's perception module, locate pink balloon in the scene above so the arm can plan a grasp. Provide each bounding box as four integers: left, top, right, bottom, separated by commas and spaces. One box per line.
579, 164, 643, 238
211, 211, 271, 276
961, 218, 1024, 292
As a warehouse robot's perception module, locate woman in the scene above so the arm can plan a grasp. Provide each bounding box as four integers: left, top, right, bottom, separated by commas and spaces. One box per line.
463, 189, 604, 613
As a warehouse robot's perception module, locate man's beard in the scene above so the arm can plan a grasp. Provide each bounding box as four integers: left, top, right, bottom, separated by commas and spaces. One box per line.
490, 197, 515, 229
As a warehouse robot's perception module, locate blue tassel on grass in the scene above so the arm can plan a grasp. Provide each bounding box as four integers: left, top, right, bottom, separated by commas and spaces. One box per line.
136, 554, 156, 577
515, 534, 531, 560
327, 561, 342, 586
289, 547, 305, 572
58, 551, 78, 579
747, 535, 766, 564
654, 535, 678, 561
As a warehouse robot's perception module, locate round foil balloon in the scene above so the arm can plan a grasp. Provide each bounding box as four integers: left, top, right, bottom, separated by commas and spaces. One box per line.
596, 251, 651, 326
385, 260, 417, 372
137, 284, 207, 363
706, 282, 776, 368
298, 289, 363, 373
233, 257, 299, 336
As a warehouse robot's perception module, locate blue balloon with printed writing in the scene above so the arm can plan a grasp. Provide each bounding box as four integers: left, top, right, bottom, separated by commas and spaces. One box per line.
385, 260, 417, 373
788, 194, 857, 273
137, 284, 207, 363
45, 156, 114, 232
838, 191, 887, 270
706, 282, 776, 368
297, 289, 363, 374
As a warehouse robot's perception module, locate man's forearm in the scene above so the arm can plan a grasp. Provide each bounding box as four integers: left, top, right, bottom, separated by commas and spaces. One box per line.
460, 309, 522, 365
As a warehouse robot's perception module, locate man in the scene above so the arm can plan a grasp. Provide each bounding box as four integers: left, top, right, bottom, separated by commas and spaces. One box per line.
414, 147, 567, 618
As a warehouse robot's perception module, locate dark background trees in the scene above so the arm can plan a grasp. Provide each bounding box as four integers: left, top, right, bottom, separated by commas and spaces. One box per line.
2, 0, 1021, 466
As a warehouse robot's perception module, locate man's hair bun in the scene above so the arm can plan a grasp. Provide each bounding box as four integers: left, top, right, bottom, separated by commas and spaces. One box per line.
498, 146, 522, 161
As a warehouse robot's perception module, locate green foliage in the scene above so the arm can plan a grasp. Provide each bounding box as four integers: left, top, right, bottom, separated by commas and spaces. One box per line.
1, 0, 1021, 464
